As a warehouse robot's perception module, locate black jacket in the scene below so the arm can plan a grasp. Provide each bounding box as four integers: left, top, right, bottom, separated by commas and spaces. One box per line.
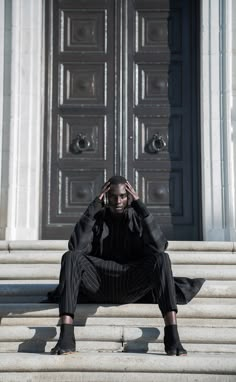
59, 198, 205, 305
68, 198, 168, 260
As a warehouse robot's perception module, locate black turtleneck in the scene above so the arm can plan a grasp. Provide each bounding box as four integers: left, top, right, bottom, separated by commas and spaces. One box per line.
102, 208, 128, 262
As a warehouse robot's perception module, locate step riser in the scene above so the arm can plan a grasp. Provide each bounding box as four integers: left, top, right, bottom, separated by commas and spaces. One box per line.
1, 282, 236, 299
0, 241, 67, 251
0, 266, 60, 280
169, 252, 236, 264
0, 281, 236, 303
0, 252, 62, 264
1, 265, 236, 280
0, 303, 236, 318
124, 343, 236, 354
0, 342, 236, 354
0, 341, 122, 353
1, 240, 235, 251
1, 291, 236, 302
0, 296, 46, 303
1, 317, 236, 327
0, 373, 236, 382
0, 326, 235, 344
1, 252, 236, 264
0, 353, 236, 373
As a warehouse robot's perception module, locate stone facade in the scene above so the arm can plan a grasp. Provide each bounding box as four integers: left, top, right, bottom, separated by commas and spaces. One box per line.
0, 0, 236, 240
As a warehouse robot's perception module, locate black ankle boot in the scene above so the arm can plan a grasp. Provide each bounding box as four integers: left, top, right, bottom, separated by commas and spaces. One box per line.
164, 324, 187, 356
51, 324, 76, 355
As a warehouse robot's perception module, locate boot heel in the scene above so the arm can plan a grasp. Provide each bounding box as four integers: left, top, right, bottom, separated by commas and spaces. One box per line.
164, 324, 187, 356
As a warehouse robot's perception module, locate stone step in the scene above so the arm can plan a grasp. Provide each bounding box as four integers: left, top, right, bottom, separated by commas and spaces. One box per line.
0, 302, 236, 319
0, 241, 235, 381
1, 317, 236, 328
0, 241, 67, 251
0, 371, 236, 382
1, 240, 235, 251
0, 296, 46, 303
0, 353, 235, 376
169, 252, 236, 264
172, 265, 236, 280
0, 280, 56, 284
0, 264, 235, 280
0, 264, 60, 279
1, 251, 236, 264
1, 372, 236, 382
0, 251, 62, 263
0, 325, 235, 345
123, 342, 236, 354
0, 281, 236, 300
0, 341, 235, 355
0, 341, 123, 353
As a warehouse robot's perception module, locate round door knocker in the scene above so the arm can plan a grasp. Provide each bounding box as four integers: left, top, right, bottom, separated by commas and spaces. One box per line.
70, 134, 91, 154
145, 133, 167, 154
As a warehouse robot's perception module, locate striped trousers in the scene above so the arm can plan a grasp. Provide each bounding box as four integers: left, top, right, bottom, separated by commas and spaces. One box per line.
58, 250, 177, 318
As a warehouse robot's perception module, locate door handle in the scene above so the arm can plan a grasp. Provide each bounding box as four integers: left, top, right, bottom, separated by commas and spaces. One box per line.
70, 134, 91, 154
145, 133, 167, 154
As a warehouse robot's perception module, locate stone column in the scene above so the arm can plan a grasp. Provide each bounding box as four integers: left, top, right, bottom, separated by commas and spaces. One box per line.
3, 0, 44, 239
0, 0, 11, 239
201, 0, 236, 240
230, 0, 236, 239
220, 0, 236, 240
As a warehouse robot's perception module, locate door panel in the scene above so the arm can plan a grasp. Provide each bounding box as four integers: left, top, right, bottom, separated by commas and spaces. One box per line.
42, 0, 201, 240
43, 0, 118, 238
126, 0, 200, 239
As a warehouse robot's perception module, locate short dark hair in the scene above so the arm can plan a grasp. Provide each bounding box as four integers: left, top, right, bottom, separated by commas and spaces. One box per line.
108, 175, 127, 185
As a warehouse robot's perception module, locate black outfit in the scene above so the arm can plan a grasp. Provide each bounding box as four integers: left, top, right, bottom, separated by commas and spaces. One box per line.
48, 198, 205, 318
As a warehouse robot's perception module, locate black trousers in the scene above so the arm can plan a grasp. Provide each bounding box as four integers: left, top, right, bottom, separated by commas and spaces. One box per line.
58, 250, 178, 318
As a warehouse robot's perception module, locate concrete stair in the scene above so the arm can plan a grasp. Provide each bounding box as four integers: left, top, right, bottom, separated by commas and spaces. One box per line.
0, 240, 235, 381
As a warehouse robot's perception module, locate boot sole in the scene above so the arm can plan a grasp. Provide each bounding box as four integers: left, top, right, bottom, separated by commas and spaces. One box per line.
167, 351, 188, 356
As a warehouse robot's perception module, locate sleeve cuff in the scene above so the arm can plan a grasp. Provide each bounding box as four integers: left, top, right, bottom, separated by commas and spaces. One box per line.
131, 199, 150, 218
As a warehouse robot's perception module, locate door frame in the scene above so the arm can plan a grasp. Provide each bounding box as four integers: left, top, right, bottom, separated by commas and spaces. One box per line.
41, 0, 202, 240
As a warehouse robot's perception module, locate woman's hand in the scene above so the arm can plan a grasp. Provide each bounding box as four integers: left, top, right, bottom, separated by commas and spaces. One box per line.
125, 181, 139, 202
98, 181, 110, 201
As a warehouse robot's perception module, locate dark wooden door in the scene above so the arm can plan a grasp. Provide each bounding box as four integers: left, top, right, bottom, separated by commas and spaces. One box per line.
42, 0, 201, 240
